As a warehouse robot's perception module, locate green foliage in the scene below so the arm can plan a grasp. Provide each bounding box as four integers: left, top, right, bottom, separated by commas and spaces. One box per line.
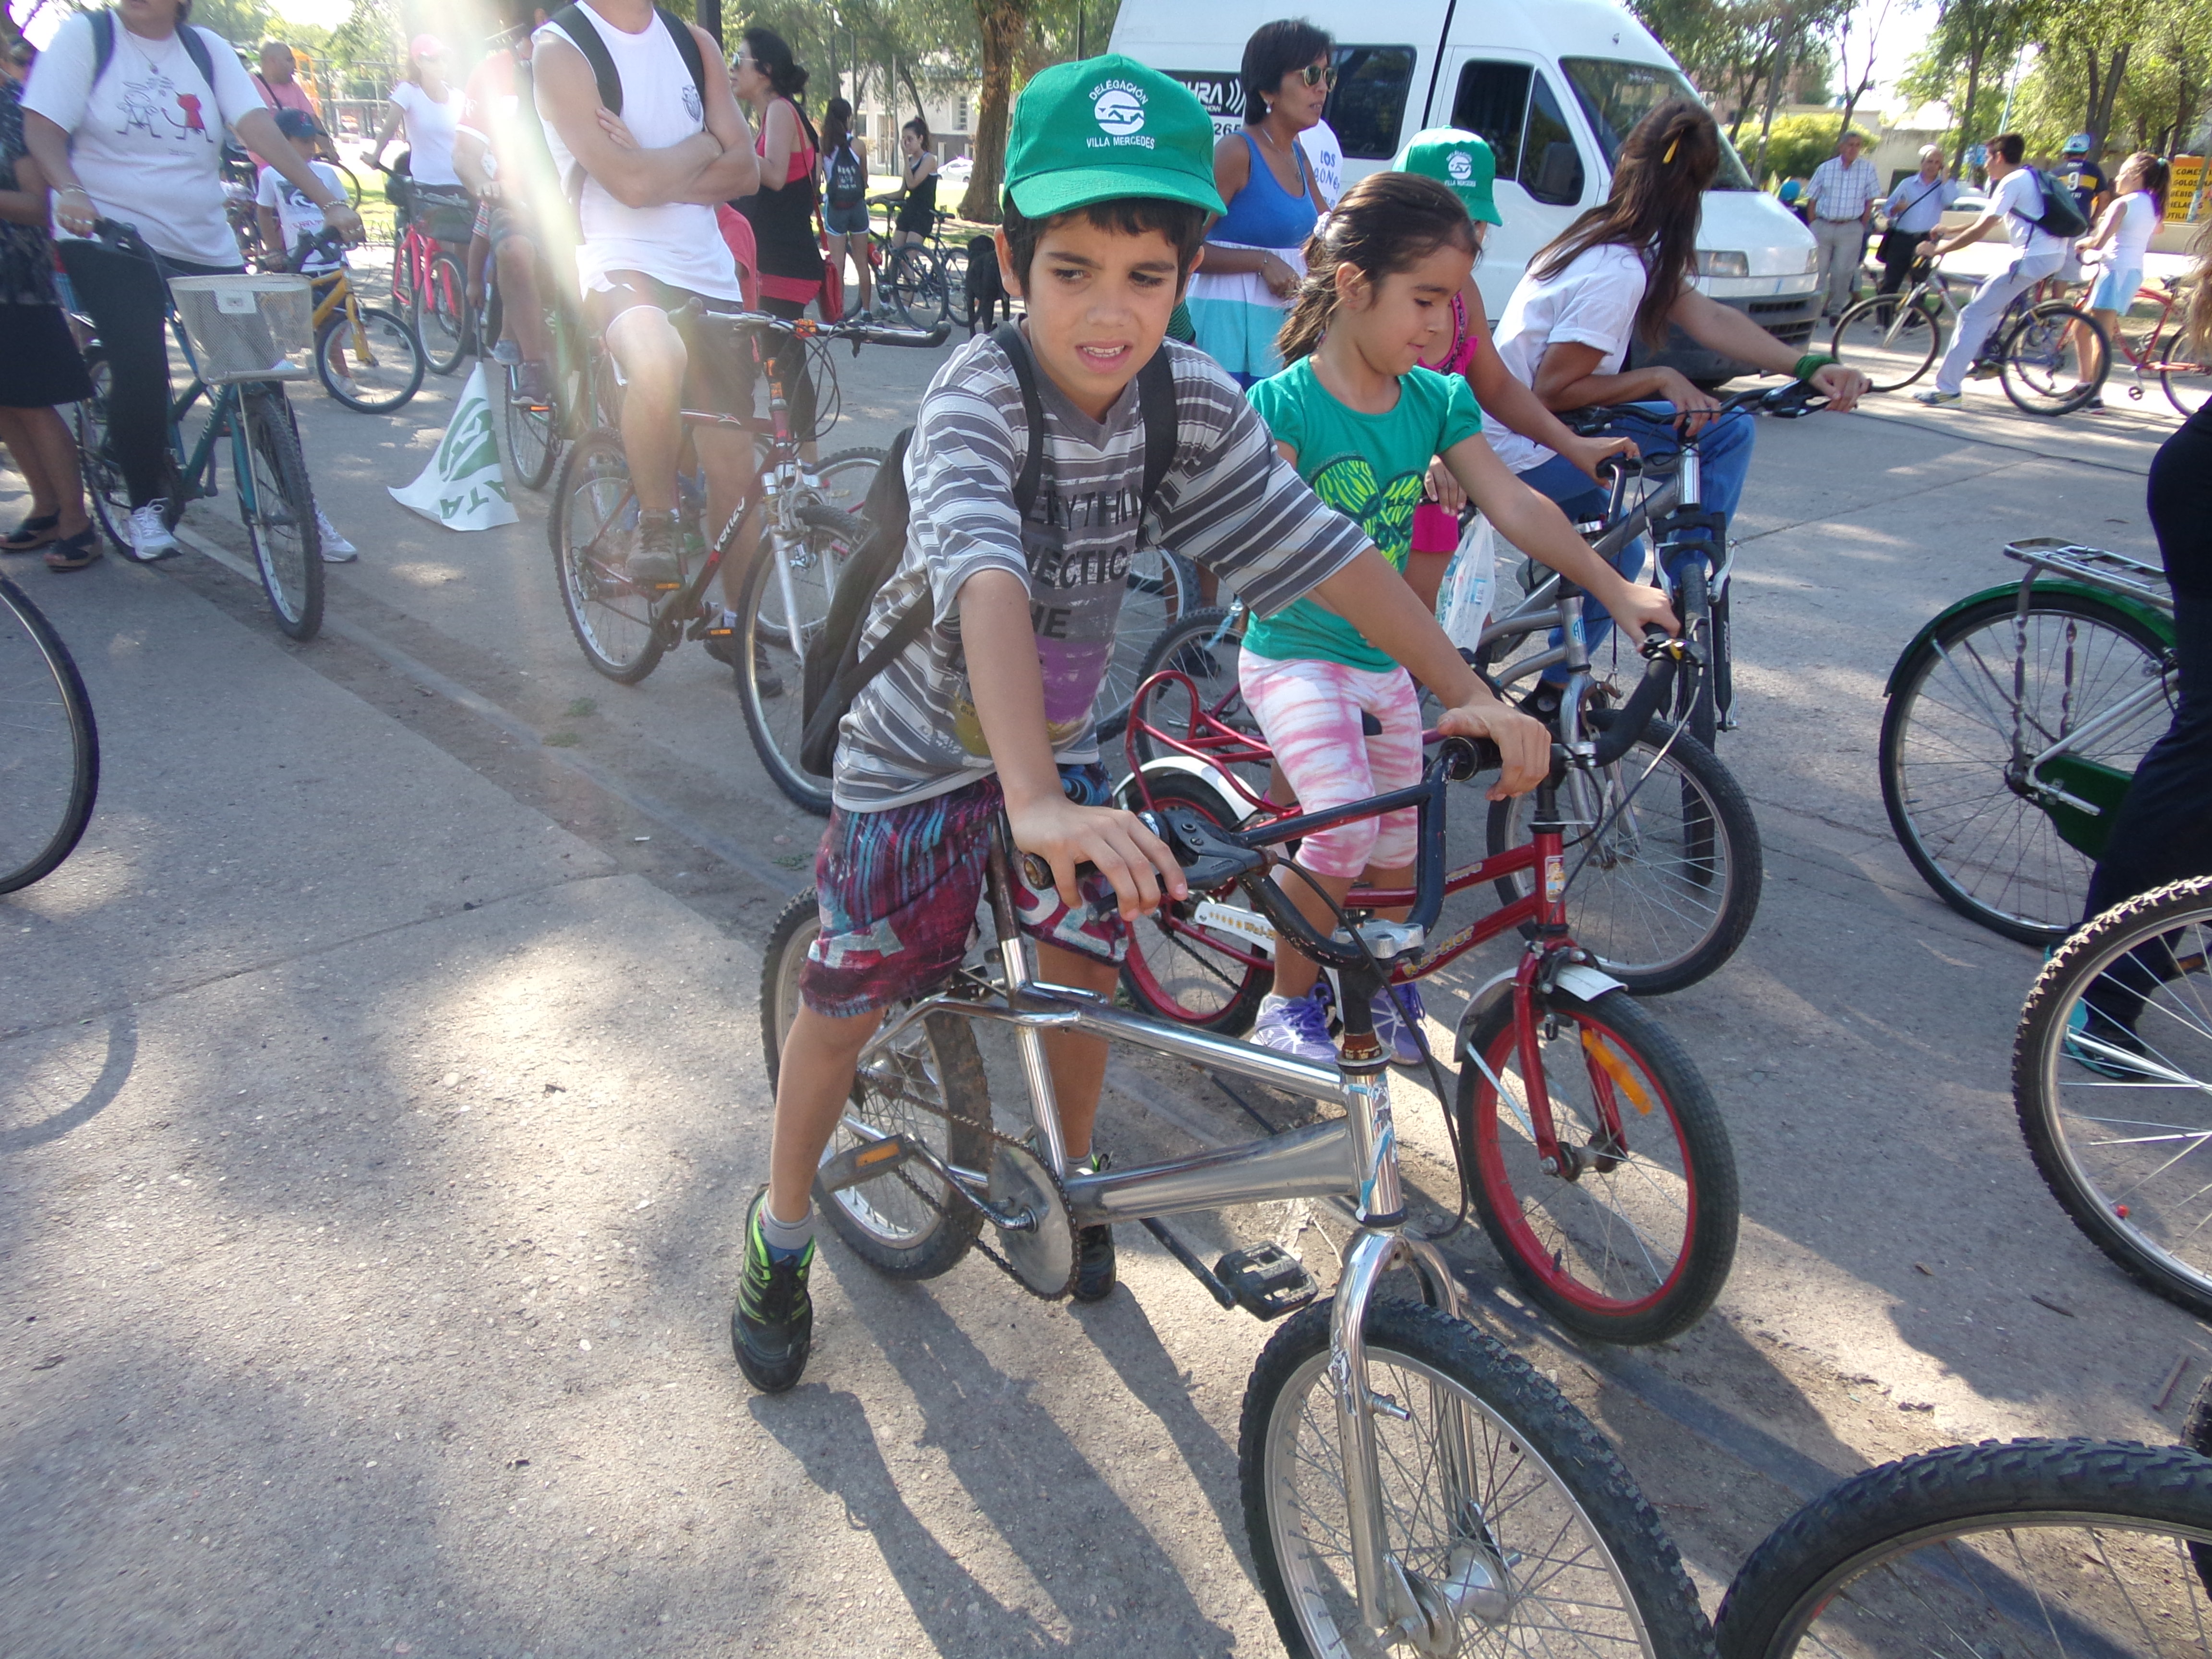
1759, 111, 1875, 180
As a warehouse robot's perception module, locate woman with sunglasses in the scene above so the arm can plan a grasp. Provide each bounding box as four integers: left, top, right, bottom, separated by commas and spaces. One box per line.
1185, 18, 1334, 387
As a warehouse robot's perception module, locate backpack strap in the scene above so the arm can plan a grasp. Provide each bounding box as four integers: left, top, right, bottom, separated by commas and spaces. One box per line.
550, 2, 621, 112
1137, 346, 1178, 517
991, 322, 1051, 520
656, 6, 706, 109
90, 9, 216, 94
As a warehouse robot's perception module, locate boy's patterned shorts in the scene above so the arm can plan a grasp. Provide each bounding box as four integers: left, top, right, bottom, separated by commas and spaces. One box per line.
798, 765, 1129, 1020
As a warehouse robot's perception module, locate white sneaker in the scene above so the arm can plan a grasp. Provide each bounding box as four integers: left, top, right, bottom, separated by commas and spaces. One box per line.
126, 501, 180, 562
316, 510, 358, 562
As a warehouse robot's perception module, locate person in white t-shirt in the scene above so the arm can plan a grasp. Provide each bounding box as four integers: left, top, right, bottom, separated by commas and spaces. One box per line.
2072, 151, 2170, 408
1914, 132, 2073, 405
1297, 116, 1343, 207
22, 0, 362, 563
370, 36, 462, 188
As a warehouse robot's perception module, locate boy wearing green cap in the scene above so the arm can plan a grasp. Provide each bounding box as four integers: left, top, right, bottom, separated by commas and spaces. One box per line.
733, 58, 1551, 1395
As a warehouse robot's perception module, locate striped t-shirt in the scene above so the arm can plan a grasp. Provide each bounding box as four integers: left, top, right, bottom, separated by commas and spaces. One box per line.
832, 333, 1370, 811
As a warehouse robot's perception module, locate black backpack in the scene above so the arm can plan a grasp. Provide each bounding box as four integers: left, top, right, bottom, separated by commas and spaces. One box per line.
825, 137, 866, 209
89, 8, 220, 94
548, 3, 706, 202
2018, 167, 2092, 239
798, 326, 1182, 778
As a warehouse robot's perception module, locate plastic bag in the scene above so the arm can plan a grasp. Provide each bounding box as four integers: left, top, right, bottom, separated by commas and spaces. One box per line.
1435, 512, 1496, 654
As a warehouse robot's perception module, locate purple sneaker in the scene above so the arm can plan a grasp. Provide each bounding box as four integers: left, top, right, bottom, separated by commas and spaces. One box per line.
1370, 983, 1426, 1066
1253, 989, 1336, 1063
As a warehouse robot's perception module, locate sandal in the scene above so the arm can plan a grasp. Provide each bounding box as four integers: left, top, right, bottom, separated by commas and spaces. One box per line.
44, 528, 102, 572
4, 512, 61, 551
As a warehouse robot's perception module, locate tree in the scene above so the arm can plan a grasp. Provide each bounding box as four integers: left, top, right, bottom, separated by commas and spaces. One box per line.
960, 0, 1029, 221
1898, 0, 2040, 174
1760, 111, 1874, 179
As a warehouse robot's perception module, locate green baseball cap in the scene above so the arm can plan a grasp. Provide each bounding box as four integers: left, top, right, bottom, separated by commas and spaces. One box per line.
1004, 54, 1226, 219
1394, 128, 1503, 225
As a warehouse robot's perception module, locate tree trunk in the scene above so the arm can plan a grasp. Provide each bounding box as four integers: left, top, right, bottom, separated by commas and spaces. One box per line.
1751, 11, 1795, 182
961, 0, 1030, 223
1953, 35, 1987, 177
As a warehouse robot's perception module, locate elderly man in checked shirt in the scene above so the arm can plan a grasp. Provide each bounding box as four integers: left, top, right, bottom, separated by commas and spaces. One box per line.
1804, 131, 1881, 320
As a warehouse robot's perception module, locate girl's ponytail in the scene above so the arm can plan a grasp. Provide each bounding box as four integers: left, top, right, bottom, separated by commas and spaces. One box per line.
1276, 171, 1476, 364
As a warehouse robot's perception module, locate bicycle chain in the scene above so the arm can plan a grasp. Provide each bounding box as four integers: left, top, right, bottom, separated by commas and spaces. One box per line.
855, 1055, 1079, 1302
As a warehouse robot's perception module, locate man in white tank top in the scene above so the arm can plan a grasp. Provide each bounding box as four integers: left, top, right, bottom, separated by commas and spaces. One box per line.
535, 0, 759, 587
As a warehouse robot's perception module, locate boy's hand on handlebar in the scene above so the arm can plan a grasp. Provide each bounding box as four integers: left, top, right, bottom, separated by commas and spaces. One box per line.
1437, 697, 1551, 801
1604, 580, 1680, 640
1007, 798, 1187, 921
1809, 361, 1869, 412
1566, 432, 1638, 482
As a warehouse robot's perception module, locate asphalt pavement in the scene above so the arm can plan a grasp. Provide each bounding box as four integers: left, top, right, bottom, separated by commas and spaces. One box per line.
1, 311, 2198, 1657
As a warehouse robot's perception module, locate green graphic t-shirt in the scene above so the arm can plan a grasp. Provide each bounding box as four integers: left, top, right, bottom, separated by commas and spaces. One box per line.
1242, 359, 1482, 671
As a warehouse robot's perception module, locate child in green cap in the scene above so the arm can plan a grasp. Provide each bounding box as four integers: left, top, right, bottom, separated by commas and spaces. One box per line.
733, 57, 1556, 1395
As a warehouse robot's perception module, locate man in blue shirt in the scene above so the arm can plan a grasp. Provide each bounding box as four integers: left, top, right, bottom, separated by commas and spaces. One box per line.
1876, 144, 1962, 295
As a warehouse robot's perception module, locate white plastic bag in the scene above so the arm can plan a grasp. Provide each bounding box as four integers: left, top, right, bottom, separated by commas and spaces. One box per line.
387, 363, 518, 531
1435, 512, 1496, 654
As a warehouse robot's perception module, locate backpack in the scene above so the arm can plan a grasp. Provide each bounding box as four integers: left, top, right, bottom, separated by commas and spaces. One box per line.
2018, 167, 2092, 239
89, 9, 220, 99
547, 2, 706, 202
798, 326, 1183, 778
825, 137, 866, 209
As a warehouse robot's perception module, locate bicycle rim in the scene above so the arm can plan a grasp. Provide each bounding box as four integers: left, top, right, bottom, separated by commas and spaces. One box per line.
810, 448, 885, 518
2016, 879, 2212, 1319
551, 434, 661, 682
1833, 295, 1942, 392
237, 393, 325, 640
737, 506, 851, 815
1881, 593, 2171, 943
502, 362, 560, 491
0, 577, 99, 895
2161, 328, 2212, 417
422, 253, 469, 374
1717, 1440, 2212, 1658
2001, 302, 2106, 416
318, 304, 423, 413
71, 353, 131, 551
1246, 1299, 1701, 1657
1463, 988, 1736, 1344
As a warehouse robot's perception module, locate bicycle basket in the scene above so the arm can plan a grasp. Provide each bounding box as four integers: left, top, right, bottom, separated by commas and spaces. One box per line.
168, 275, 315, 382
412, 188, 478, 248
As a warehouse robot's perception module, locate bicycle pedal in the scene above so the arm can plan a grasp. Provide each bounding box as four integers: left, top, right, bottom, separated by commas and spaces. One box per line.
1213, 1242, 1319, 1321
818, 1135, 918, 1194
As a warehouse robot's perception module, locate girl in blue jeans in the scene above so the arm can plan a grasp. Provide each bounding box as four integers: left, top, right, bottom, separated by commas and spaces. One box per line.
1485, 97, 1865, 669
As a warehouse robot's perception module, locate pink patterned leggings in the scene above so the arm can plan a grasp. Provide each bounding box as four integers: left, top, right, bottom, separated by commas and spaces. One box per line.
1238, 652, 1424, 878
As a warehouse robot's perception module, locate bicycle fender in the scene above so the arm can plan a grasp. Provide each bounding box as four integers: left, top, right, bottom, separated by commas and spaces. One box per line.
1885, 580, 2176, 696
1112, 756, 1255, 822
1450, 964, 1628, 1058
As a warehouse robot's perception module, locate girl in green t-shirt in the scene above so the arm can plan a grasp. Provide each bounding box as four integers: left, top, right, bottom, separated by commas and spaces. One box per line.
1242, 170, 1676, 1064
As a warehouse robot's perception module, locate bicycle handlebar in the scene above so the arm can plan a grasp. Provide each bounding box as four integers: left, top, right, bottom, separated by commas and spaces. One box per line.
1564, 378, 1827, 439
689, 305, 950, 354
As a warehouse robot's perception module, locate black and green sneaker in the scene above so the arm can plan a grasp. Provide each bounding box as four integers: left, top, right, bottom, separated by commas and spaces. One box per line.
732, 1187, 815, 1393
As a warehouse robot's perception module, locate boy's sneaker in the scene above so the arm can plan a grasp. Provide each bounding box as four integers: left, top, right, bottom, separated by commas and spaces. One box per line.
126, 502, 180, 562
732, 1187, 815, 1393
1913, 389, 1962, 407
627, 512, 683, 589
1370, 982, 1427, 1066
316, 510, 358, 562
1253, 988, 1336, 1063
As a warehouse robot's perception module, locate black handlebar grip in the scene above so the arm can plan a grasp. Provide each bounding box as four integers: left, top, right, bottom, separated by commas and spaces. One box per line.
1588, 649, 1681, 768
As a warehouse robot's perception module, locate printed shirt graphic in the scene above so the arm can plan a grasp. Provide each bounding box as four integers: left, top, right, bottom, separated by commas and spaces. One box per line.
1242, 360, 1482, 673
832, 334, 1370, 811
22, 13, 267, 267
256, 160, 347, 271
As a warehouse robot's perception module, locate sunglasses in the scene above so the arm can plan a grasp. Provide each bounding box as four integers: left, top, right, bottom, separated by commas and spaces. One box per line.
1295, 62, 1337, 88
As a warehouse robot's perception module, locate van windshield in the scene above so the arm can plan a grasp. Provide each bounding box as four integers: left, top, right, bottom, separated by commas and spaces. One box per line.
1559, 59, 1757, 190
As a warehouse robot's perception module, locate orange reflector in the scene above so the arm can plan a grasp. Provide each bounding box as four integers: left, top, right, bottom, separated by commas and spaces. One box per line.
1582, 1029, 1654, 1114
856, 1142, 901, 1166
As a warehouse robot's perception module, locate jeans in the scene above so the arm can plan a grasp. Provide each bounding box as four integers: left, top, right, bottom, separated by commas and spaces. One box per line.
1934, 249, 2065, 394
1519, 401, 1757, 672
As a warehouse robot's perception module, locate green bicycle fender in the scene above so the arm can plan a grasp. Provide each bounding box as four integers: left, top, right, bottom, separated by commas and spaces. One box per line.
1884, 580, 2177, 697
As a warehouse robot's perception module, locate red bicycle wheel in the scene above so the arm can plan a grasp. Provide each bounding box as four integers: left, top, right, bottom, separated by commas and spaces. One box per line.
1118, 770, 1274, 1035
1459, 986, 1737, 1345
421, 251, 469, 375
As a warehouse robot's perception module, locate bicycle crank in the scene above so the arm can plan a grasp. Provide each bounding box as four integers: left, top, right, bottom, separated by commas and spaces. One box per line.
987, 1140, 1076, 1300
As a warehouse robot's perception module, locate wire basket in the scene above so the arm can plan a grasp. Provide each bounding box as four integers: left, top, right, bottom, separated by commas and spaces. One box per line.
168, 274, 315, 383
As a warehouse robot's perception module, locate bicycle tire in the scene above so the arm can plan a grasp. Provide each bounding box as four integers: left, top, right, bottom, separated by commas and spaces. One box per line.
0, 576, 99, 895
1879, 590, 2172, 945
550, 431, 664, 683
760, 888, 989, 1278
316, 302, 424, 413
882, 246, 948, 329
1830, 292, 1943, 392
70, 349, 131, 553
236, 389, 325, 641
421, 252, 469, 376
2160, 326, 2212, 417
1673, 561, 1719, 750
735, 501, 860, 815
938, 240, 973, 327
1460, 986, 1737, 1345
1118, 769, 1274, 1034
2000, 301, 2108, 417
810, 447, 886, 518
1714, 1438, 2212, 1658
1241, 1296, 1714, 1659
1487, 712, 1763, 995
2014, 878, 2212, 1320
1094, 550, 1197, 743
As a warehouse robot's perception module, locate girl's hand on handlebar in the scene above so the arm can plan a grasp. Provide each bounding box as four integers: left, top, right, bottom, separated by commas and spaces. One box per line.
1437, 698, 1551, 801
1422, 456, 1466, 516
1007, 798, 1187, 921
1565, 431, 1637, 482
1809, 361, 1870, 413
1604, 580, 1680, 641
1654, 368, 1723, 435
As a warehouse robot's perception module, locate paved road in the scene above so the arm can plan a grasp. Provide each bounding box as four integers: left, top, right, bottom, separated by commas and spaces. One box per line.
1, 330, 2197, 1656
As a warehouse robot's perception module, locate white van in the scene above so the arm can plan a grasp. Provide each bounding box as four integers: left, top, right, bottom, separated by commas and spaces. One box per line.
1111, 0, 1823, 382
